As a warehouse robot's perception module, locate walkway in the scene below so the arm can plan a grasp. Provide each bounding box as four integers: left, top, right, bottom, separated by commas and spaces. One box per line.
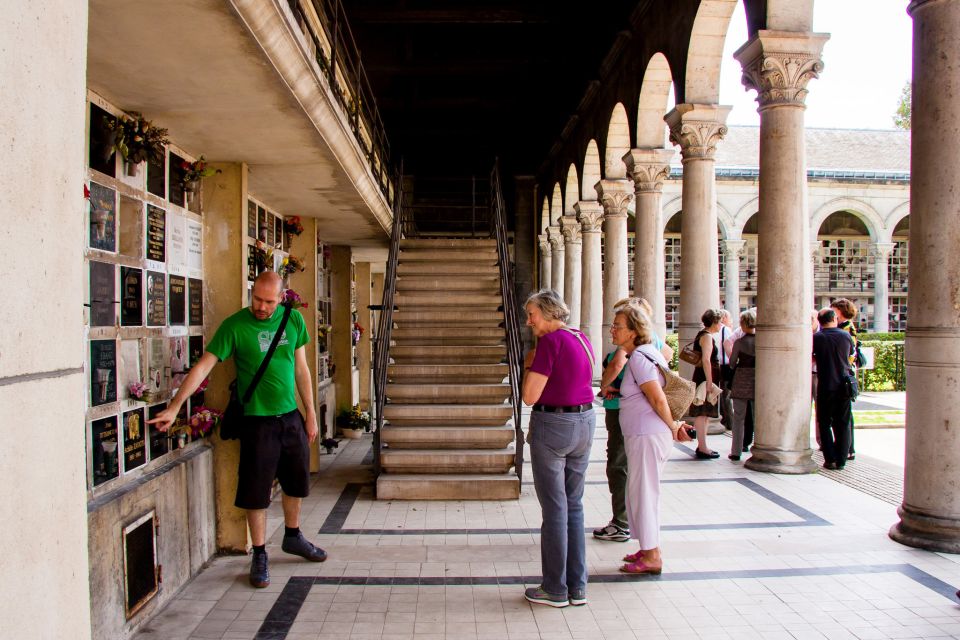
135, 397, 960, 640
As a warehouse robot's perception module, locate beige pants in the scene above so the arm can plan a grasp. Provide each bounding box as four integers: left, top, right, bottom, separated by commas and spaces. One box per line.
624, 431, 673, 549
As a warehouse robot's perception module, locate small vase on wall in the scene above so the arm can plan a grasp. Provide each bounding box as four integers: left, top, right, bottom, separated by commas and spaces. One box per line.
125, 160, 141, 177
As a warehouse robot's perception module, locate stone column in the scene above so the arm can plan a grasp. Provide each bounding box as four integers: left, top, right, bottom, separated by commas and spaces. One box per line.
560, 215, 583, 327
809, 240, 821, 309
624, 148, 674, 338
547, 226, 565, 297
665, 104, 730, 377
871, 243, 895, 332
331, 246, 356, 415
356, 262, 372, 409
596, 180, 635, 356
890, 0, 960, 553
722, 239, 745, 320
538, 233, 552, 290
735, 30, 828, 474
576, 201, 605, 378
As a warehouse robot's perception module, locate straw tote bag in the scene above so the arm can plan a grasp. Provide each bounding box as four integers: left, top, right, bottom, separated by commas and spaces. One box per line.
638, 352, 696, 422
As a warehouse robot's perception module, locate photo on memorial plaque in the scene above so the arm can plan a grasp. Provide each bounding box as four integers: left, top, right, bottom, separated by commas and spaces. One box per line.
147, 403, 169, 459
188, 278, 203, 326
88, 182, 117, 252
89, 261, 116, 327
188, 335, 204, 368
168, 275, 186, 325
146, 271, 166, 327
146, 205, 166, 263
169, 336, 187, 375
247, 200, 257, 238
120, 267, 143, 326
147, 338, 164, 393
122, 408, 147, 472
91, 415, 120, 486
90, 339, 117, 406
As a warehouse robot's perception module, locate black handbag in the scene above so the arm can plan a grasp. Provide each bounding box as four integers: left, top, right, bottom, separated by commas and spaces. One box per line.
843, 370, 860, 401
219, 304, 292, 440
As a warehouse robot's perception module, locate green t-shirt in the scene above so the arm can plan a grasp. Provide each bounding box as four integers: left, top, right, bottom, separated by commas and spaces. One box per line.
206, 305, 309, 416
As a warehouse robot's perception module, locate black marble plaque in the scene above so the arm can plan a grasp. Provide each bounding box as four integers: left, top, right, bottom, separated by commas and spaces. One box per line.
146, 205, 166, 263
188, 335, 204, 368
90, 261, 115, 327
247, 200, 257, 238
146, 271, 166, 326
188, 278, 203, 326
89, 181, 116, 252
89, 104, 117, 177
168, 275, 186, 325
122, 408, 147, 472
147, 403, 169, 459
274, 215, 283, 249
147, 152, 166, 199
266, 213, 276, 248
121, 267, 143, 326
90, 339, 117, 406
247, 245, 256, 281
91, 416, 120, 486
169, 152, 186, 208
258, 206, 268, 243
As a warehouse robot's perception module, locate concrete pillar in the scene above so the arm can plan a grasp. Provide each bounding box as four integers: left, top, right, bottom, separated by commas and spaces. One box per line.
809, 240, 821, 309
356, 262, 372, 409
0, 3, 92, 636
624, 148, 674, 338
514, 177, 537, 353
890, 0, 960, 553
576, 201, 605, 379
736, 30, 828, 474
722, 239, 746, 320
331, 246, 355, 415
547, 226, 565, 297
596, 180, 635, 356
560, 215, 583, 327
538, 233, 552, 291
665, 104, 730, 376
871, 243, 895, 332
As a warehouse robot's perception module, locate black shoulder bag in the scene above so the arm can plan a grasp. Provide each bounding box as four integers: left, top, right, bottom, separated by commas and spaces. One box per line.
220, 304, 293, 440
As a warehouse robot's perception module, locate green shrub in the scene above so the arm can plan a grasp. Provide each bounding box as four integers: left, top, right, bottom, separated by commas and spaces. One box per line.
665, 333, 679, 371
857, 332, 904, 342
859, 340, 905, 391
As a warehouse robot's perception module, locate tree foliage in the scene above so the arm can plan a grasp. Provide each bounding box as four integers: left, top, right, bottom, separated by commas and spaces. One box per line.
893, 81, 911, 130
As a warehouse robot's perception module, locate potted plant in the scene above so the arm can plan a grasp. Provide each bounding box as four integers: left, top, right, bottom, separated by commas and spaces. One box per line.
105, 112, 169, 177
283, 216, 305, 247
180, 155, 220, 195
336, 404, 370, 439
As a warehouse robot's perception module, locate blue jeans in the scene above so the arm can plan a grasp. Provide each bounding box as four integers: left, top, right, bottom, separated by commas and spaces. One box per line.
529, 409, 595, 597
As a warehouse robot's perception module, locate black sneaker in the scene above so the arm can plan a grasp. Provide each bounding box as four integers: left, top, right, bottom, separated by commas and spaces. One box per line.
569, 588, 587, 606
592, 523, 629, 542
249, 551, 269, 588
524, 586, 568, 608
281, 531, 328, 562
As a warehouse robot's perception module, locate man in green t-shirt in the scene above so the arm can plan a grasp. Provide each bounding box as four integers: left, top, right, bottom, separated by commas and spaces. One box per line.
149, 271, 323, 588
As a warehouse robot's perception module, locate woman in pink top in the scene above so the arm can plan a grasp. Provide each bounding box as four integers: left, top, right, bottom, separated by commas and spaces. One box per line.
612, 303, 692, 574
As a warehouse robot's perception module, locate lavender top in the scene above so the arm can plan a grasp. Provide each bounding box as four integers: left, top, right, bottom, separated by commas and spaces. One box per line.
529, 328, 596, 407
618, 344, 671, 436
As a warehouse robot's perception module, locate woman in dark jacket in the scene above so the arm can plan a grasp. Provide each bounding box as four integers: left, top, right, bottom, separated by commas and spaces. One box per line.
728, 309, 756, 461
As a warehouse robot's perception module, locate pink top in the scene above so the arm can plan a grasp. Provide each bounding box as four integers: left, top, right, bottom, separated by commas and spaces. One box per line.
618, 344, 671, 436
529, 328, 596, 407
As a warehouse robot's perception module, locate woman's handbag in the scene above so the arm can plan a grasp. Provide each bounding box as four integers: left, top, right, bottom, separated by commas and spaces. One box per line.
638, 353, 696, 421
678, 341, 700, 366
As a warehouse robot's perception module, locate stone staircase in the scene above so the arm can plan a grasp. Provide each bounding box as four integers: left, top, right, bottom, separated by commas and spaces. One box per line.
377, 237, 520, 500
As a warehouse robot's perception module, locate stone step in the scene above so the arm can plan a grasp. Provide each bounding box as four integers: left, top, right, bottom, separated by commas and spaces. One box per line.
399, 248, 498, 263
386, 383, 511, 404
391, 327, 505, 346
381, 425, 515, 449
383, 403, 513, 426
390, 345, 505, 365
397, 276, 500, 293
379, 449, 515, 474
392, 309, 504, 327
400, 238, 497, 250
397, 262, 500, 276
376, 473, 520, 500
388, 363, 509, 384
395, 292, 502, 308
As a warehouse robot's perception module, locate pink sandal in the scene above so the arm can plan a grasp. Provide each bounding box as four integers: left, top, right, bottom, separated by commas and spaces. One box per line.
619, 561, 662, 575
622, 551, 643, 563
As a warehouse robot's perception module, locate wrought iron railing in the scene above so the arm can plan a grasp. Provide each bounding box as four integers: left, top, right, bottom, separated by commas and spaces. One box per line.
285, 0, 396, 205
489, 160, 525, 481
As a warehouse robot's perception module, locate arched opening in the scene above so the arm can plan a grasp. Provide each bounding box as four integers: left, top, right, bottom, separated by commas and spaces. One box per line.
685, 0, 739, 104
889, 215, 910, 331
637, 53, 673, 148
563, 165, 579, 214
604, 103, 630, 179
815, 210, 875, 329
582, 140, 602, 201
550, 183, 563, 226
540, 197, 550, 233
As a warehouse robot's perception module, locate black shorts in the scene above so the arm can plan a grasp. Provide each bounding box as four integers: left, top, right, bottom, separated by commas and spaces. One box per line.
235, 409, 310, 510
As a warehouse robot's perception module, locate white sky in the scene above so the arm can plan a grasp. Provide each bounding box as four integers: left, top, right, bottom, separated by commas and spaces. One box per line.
719, 0, 913, 129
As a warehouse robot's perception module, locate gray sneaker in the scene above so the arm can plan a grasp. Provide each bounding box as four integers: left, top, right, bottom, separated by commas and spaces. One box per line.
524, 586, 569, 608
569, 588, 587, 606
281, 531, 328, 562
249, 551, 269, 588
593, 522, 629, 542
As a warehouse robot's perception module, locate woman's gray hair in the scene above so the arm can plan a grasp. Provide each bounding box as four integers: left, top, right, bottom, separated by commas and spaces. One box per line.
739, 309, 756, 330
525, 288, 570, 322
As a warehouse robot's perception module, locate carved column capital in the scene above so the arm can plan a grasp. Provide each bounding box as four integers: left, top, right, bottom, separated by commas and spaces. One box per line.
574, 201, 604, 232
809, 240, 821, 261
734, 31, 829, 110
664, 104, 731, 162
546, 226, 565, 251
721, 239, 746, 260
595, 180, 634, 218
870, 242, 897, 261
538, 233, 552, 255
623, 148, 676, 193
559, 215, 582, 244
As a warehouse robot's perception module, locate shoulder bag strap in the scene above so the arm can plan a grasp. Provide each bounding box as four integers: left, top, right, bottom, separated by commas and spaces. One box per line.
560, 327, 595, 366
637, 351, 669, 383
242, 304, 293, 403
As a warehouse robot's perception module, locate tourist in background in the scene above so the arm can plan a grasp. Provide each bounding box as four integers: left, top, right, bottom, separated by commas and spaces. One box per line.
727, 309, 756, 461
813, 308, 856, 470
830, 298, 861, 461
688, 308, 723, 459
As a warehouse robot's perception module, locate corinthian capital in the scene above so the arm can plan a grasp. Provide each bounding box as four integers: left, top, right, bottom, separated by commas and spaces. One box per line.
574, 201, 604, 232
559, 215, 582, 244
665, 104, 731, 162
734, 31, 829, 110
721, 239, 746, 260
538, 233, 551, 255
623, 148, 676, 194
546, 226, 565, 251
870, 242, 897, 261
595, 180, 634, 218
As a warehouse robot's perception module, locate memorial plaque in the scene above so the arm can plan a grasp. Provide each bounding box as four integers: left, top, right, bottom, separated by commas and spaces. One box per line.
120, 267, 143, 326
90, 261, 116, 327
122, 408, 147, 472
146, 205, 166, 263
89, 104, 117, 177
266, 213, 276, 248
147, 152, 166, 199
188, 278, 203, 326
119, 339, 141, 398
147, 338, 164, 393
167, 213, 186, 270
188, 336, 203, 368
89, 182, 116, 252
147, 403, 169, 459
168, 275, 186, 325
169, 152, 187, 208
169, 336, 187, 374
91, 416, 120, 486
186, 221, 202, 272
258, 206, 268, 242
146, 271, 166, 327
247, 245, 256, 281
247, 200, 257, 238
90, 339, 117, 406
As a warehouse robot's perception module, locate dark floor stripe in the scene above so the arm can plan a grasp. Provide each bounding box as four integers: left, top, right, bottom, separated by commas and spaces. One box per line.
319, 483, 364, 534
361, 445, 374, 466
254, 577, 312, 639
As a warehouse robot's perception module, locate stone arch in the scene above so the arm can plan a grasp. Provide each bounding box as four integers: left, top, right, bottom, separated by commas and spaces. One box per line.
885, 201, 911, 242
550, 183, 563, 225
563, 164, 579, 214
685, 0, 739, 104
811, 198, 883, 243
540, 197, 550, 233
636, 53, 674, 148
582, 139, 602, 201
662, 195, 683, 229
604, 103, 631, 179
733, 197, 759, 233
716, 202, 734, 240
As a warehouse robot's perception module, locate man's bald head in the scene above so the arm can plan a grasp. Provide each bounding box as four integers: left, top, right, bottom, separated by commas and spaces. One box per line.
254, 271, 284, 295
250, 271, 284, 320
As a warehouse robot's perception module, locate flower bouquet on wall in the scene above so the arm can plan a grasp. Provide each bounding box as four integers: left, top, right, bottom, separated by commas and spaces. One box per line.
181, 155, 220, 193
279, 255, 306, 279
283, 216, 305, 247
105, 112, 169, 176
282, 288, 308, 309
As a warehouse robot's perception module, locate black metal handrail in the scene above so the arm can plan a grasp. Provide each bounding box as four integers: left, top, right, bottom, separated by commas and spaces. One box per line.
490, 160, 525, 481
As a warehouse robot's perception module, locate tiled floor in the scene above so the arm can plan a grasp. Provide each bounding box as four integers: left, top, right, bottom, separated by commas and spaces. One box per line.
134, 404, 960, 640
